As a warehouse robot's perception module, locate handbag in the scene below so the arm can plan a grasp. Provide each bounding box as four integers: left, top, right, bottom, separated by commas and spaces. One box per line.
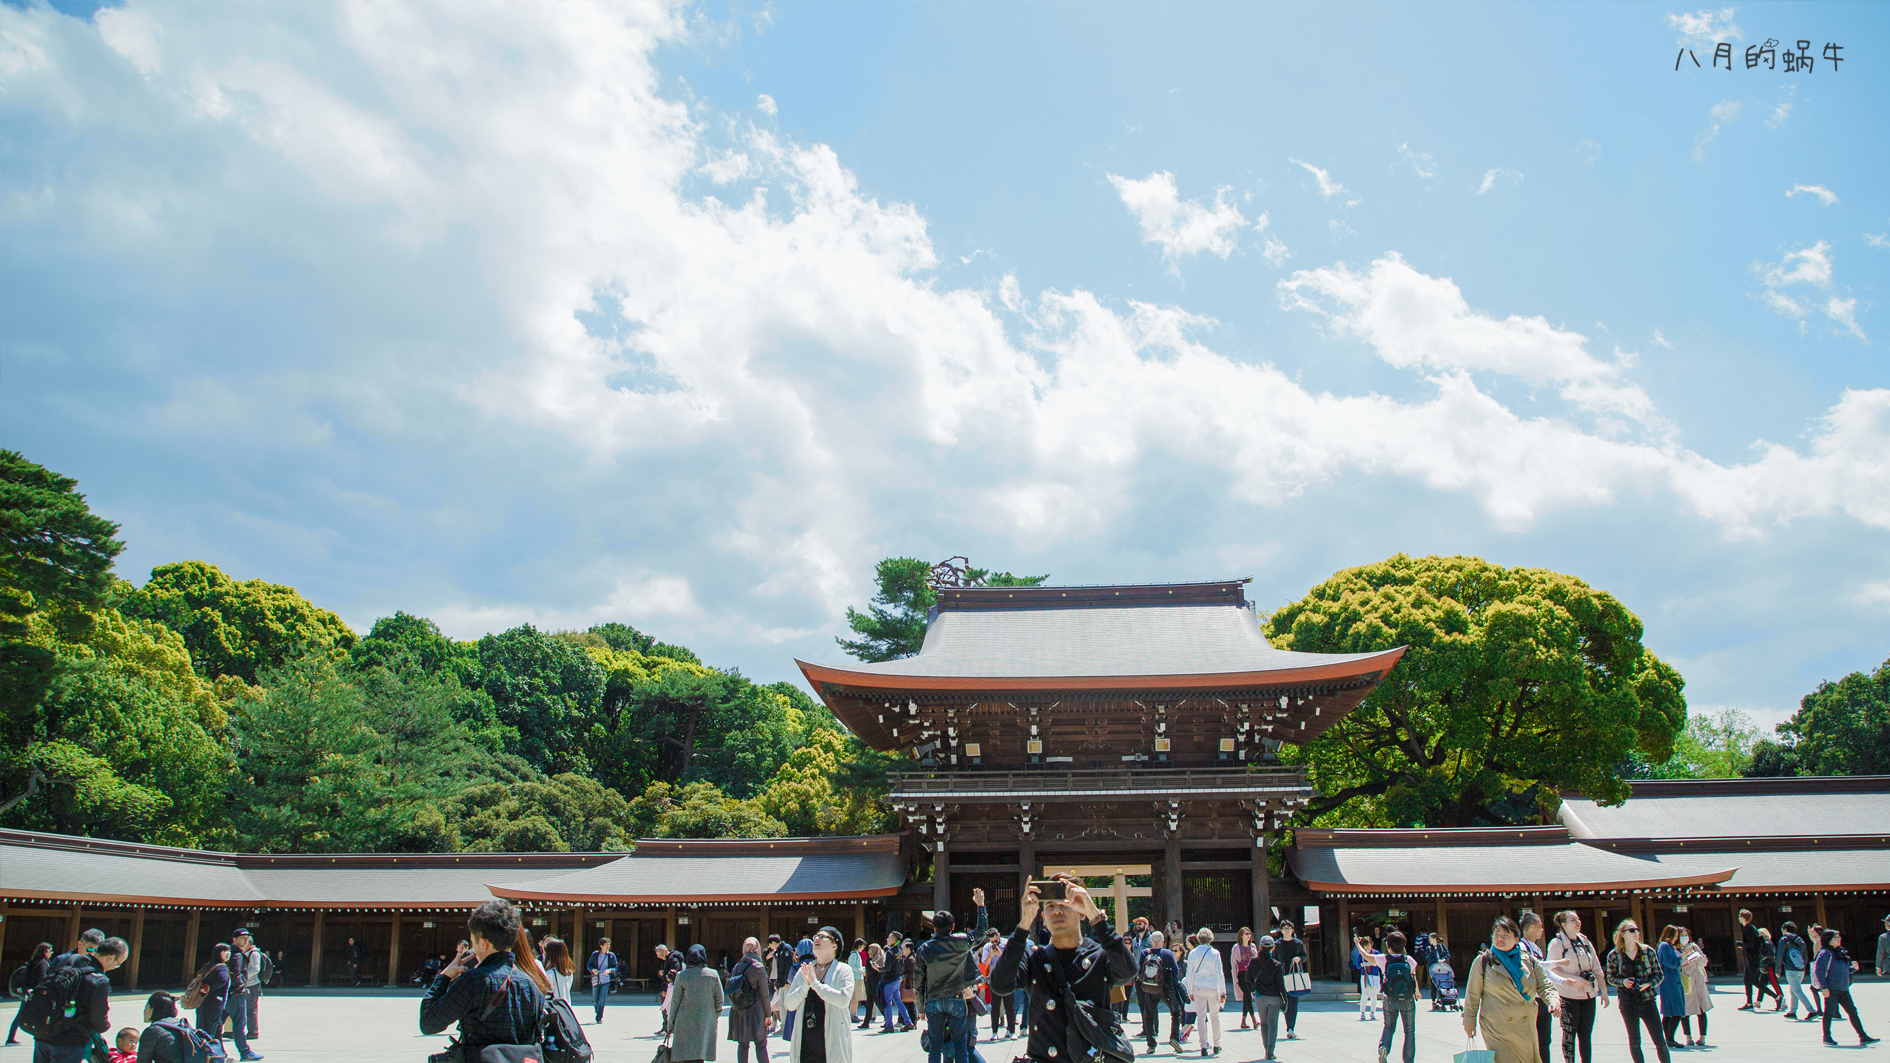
1040, 945, 1134, 1063
1284, 957, 1311, 997
1454, 1037, 1496, 1063
652, 1034, 673, 1063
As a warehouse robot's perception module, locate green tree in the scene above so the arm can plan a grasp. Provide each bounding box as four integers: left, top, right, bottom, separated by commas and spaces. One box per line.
121, 560, 357, 684
351, 612, 474, 680
626, 780, 785, 839
756, 729, 896, 836
0, 450, 125, 737
1631, 707, 1759, 778
1745, 656, 1890, 778
473, 625, 607, 774
1267, 554, 1687, 827
226, 653, 383, 852
839, 557, 1047, 661
446, 772, 635, 852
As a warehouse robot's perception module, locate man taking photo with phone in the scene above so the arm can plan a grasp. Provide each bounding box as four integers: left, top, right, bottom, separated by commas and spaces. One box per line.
992, 876, 1134, 1063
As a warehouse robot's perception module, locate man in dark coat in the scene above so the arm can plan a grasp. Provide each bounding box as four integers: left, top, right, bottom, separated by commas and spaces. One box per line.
991, 876, 1134, 1063
419, 901, 546, 1055
1132, 930, 1184, 1052
30, 936, 125, 1063
728, 937, 773, 1063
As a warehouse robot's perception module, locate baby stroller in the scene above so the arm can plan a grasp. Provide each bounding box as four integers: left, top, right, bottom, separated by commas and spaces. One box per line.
1429, 961, 1461, 1011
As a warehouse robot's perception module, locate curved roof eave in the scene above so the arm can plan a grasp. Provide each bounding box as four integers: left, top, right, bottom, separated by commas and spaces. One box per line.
797, 646, 1407, 695
484, 884, 905, 904
1295, 865, 1738, 894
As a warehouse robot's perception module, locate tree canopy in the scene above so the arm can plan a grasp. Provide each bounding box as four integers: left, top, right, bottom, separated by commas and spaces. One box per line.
1268, 554, 1687, 827
121, 560, 357, 684
1744, 656, 1889, 777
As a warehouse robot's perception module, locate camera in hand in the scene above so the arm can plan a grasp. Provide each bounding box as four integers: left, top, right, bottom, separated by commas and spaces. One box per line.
1029, 879, 1068, 901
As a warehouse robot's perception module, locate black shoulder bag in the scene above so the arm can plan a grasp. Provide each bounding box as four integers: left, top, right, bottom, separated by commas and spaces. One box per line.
1041, 947, 1135, 1063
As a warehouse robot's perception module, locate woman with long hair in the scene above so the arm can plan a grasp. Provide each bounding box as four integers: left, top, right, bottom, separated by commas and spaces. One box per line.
1232, 928, 1259, 1029
1544, 911, 1607, 1063
1654, 926, 1686, 1049
510, 926, 554, 995
542, 936, 576, 1005
3, 943, 53, 1045
858, 943, 884, 1029
1677, 927, 1711, 1046
1604, 920, 1670, 1063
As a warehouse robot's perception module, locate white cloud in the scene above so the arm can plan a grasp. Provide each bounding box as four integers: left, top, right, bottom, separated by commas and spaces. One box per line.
5, 0, 1888, 653
1575, 139, 1602, 166
1866, 233, 1890, 250
1262, 235, 1292, 267
701, 150, 750, 184
1475, 167, 1522, 195
755, 92, 776, 115
1766, 86, 1795, 128
95, 7, 161, 75
1753, 242, 1867, 341
1289, 158, 1360, 207
1693, 100, 1740, 162
1106, 170, 1247, 266
1397, 142, 1436, 179
1652, 329, 1672, 348
1858, 579, 1890, 606
1667, 8, 1742, 48
1787, 183, 1838, 206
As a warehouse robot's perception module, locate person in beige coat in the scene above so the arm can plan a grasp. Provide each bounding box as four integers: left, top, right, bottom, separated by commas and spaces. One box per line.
1464, 916, 1558, 1063
783, 925, 856, 1063
1678, 931, 1712, 1047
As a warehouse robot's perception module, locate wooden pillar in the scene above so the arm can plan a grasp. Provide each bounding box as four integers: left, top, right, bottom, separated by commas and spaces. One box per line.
182, 911, 201, 983
128, 908, 146, 990
388, 912, 402, 987
574, 907, 586, 960
1163, 837, 1183, 930
665, 908, 677, 951
1252, 831, 1271, 934
68, 903, 82, 948
0, 907, 9, 978
1018, 836, 1036, 911
933, 843, 951, 915
627, 919, 640, 977
1435, 898, 1449, 950
1815, 894, 1828, 928
309, 911, 324, 986
854, 904, 866, 944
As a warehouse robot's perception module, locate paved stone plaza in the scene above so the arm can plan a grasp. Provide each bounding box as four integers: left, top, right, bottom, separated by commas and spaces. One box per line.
3, 980, 1882, 1063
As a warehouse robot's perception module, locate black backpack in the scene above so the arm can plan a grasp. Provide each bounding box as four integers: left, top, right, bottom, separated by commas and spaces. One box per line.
17, 963, 89, 1040
259, 951, 275, 986
727, 965, 758, 1010
7, 962, 27, 999
1384, 957, 1417, 1001
1137, 950, 1164, 994
152, 1018, 223, 1063
539, 996, 592, 1063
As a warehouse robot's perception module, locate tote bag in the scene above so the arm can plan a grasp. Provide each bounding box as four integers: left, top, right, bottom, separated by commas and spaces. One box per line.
1283, 957, 1312, 997
1454, 1038, 1496, 1063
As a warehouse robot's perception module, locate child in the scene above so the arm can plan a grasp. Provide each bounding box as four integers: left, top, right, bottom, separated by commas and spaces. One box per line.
1356, 936, 1383, 1021
108, 1026, 139, 1063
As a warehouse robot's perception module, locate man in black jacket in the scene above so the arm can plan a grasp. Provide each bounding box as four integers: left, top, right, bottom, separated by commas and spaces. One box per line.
1737, 909, 1775, 1010
992, 876, 1134, 1063
30, 935, 126, 1063
419, 901, 546, 1055
1132, 930, 1183, 1052
916, 889, 988, 1063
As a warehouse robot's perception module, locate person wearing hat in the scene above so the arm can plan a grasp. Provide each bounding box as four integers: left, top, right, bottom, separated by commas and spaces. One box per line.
230, 927, 265, 1052
1248, 935, 1287, 1061
782, 926, 856, 1063
669, 944, 725, 1063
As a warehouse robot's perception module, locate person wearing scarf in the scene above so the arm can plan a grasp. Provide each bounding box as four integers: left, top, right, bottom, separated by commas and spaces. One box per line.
1463, 916, 1556, 1063
670, 945, 725, 1063
784, 927, 857, 1063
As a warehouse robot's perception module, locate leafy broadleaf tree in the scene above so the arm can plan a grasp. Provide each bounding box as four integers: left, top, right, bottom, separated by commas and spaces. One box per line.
446, 772, 635, 852
1267, 554, 1687, 827
626, 780, 785, 840
757, 729, 896, 836
839, 557, 1048, 661
1744, 656, 1889, 778
121, 560, 357, 684
473, 625, 607, 775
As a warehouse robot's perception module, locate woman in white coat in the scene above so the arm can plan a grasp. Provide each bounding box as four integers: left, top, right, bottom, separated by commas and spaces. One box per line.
783, 925, 856, 1063
1185, 927, 1227, 1056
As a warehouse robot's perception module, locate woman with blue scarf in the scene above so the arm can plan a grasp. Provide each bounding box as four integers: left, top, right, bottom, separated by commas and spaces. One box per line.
1463, 916, 1557, 1063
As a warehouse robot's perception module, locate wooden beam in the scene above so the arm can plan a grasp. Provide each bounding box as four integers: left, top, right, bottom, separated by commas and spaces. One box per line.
182, 911, 201, 984
128, 907, 146, 990
309, 910, 324, 986
1435, 899, 1448, 951
1163, 837, 1182, 929
68, 903, 81, 949
1815, 893, 1828, 929
855, 904, 866, 944
388, 911, 401, 987
574, 907, 586, 960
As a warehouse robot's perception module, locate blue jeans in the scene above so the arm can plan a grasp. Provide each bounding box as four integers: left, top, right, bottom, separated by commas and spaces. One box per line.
32, 1043, 91, 1063
882, 978, 912, 1030
925, 997, 970, 1063
593, 981, 610, 1021
1380, 998, 1416, 1063
1786, 970, 1815, 1015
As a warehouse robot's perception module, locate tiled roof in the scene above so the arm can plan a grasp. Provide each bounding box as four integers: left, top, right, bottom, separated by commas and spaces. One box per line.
1559, 777, 1890, 843
1287, 837, 1736, 895
797, 592, 1401, 690
489, 847, 907, 903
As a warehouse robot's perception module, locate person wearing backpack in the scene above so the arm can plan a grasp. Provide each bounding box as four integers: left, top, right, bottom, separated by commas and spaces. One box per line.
1375, 932, 1420, 1063
1544, 911, 1607, 1063
188, 944, 244, 1059
419, 900, 553, 1058
6, 942, 53, 1046
1778, 921, 1815, 1020
1133, 929, 1183, 1053
135, 991, 221, 1063
24, 934, 126, 1063
728, 937, 773, 1063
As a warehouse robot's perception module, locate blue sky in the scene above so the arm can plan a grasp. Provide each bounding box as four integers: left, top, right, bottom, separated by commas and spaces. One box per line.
2, 1, 1885, 733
